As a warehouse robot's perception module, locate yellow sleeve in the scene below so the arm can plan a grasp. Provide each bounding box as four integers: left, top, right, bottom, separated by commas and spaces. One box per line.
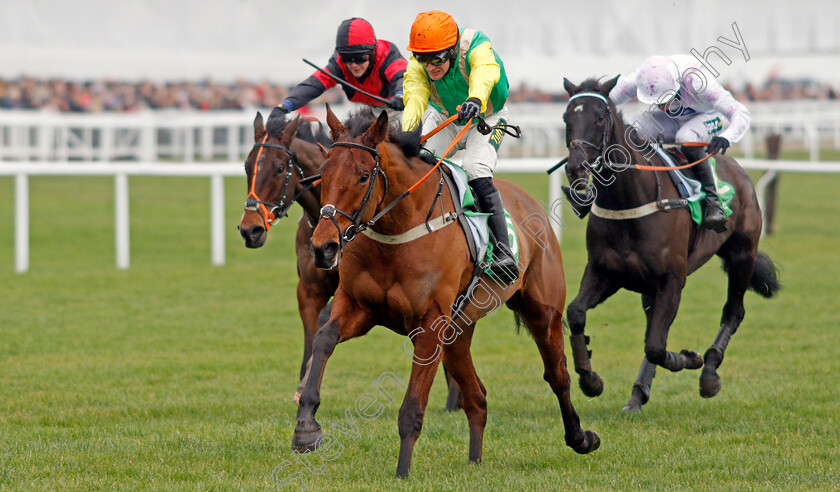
466, 41, 500, 112
401, 57, 431, 132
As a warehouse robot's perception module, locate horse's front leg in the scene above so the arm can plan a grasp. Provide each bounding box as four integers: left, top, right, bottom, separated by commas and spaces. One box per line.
292, 280, 332, 403
643, 276, 704, 373
396, 310, 446, 478
566, 264, 619, 397
622, 294, 660, 412
292, 290, 373, 452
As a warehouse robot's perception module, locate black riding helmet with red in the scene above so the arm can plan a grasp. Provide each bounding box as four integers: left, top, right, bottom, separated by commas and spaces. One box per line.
336, 18, 376, 63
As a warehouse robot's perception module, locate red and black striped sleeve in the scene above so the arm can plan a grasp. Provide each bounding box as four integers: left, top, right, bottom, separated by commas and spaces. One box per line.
282, 56, 341, 111
378, 41, 408, 98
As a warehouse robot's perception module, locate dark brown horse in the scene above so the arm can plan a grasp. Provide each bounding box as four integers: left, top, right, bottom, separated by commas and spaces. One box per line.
561, 77, 780, 411
238, 112, 338, 401
296, 106, 599, 478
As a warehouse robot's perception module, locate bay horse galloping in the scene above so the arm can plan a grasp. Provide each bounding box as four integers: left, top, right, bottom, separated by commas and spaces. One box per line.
561, 77, 780, 411
237, 111, 464, 411
296, 106, 599, 477
238, 112, 338, 400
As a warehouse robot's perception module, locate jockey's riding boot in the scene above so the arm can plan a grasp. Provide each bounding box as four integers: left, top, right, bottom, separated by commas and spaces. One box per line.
469, 177, 520, 284
682, 145, 728, 233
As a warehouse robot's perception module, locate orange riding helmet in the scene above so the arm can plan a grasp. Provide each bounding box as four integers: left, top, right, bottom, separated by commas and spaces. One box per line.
407, 10, 459, 53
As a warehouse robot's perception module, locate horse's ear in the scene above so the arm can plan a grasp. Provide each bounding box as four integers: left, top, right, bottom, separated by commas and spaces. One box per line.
280, 115, 301, 147
325, 104, 348, 141
563, 78, 579, 97
362, 110, 389, 146
601, 75, 620, 97
254, 112, 265, 141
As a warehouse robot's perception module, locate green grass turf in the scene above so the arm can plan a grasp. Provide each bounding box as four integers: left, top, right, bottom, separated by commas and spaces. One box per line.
0, 166, 838, 490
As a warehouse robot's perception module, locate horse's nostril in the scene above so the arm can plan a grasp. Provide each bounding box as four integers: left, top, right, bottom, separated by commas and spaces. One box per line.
250, 226, 265, 241
240, 225, 265, 243
323, 242, 339, 259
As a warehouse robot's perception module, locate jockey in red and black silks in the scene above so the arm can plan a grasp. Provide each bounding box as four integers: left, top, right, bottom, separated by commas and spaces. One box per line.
270, 17, 407, 122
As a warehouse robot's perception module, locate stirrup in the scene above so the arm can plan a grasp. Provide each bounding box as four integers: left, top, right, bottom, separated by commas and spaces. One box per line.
702, 201, 728, 233
489, 248, 519, 284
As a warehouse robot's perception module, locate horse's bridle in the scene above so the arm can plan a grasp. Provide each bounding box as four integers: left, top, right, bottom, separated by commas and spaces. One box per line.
565, 92, 615, 171
318, 141, 388, 250
244, 136, 310, 230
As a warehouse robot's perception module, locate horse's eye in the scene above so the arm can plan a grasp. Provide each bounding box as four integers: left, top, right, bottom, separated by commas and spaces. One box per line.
597, 114, 605, 122
276, 163, 286, 174
359, 172, 370, 184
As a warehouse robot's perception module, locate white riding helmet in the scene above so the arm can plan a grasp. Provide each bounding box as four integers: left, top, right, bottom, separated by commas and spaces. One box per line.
635, 55, 681, 105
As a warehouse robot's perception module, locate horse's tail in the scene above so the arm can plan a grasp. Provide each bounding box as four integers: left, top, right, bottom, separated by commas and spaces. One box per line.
749, 251, 782, 298
513, 311, 524, 335
727, 251, 781, 298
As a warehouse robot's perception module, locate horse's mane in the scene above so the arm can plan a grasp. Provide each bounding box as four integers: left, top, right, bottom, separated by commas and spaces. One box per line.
344, 108, 435, 165
577, 78, 605, 93
297, 119, 332, 147
266, 114, 332, 147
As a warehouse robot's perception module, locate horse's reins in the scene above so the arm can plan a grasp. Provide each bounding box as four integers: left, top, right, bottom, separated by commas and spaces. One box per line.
244, 134, 315, 230
320, 118, 474, 249
420, 113, 521, 143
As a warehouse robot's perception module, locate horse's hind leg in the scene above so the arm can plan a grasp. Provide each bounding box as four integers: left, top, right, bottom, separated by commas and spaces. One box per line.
521, 299, 599, 454
442, 362, 464, 412
701, 239, 755, 397
566, 264, 620, 397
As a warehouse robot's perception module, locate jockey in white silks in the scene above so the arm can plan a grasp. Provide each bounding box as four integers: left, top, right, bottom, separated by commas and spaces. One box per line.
609, 54, 751, 233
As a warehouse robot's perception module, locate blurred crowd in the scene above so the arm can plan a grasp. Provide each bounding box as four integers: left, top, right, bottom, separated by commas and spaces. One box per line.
1, 76, 837, 112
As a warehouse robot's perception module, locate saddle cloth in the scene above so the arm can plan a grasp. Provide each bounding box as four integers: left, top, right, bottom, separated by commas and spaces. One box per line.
440, 160, 519, 274
654, 143, 735, 225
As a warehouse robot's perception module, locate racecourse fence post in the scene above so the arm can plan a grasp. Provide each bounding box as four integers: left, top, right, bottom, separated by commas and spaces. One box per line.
115, 173, 130, 269
15, 173, 29, 273
762, 134, 782, 236
548, 169, 563, 244
210, 174, 226, 266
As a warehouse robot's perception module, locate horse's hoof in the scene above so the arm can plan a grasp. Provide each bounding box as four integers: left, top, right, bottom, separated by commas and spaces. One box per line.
699, 369, 722, 398
579, 372, 604, 397
292, 427, 322, 452
621, 401, 643, 413
681, 350, 704, 370
573, 430, 601, 454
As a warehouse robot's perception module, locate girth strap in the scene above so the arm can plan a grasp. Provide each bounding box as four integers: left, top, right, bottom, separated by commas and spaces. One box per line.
591, 198, 688, 220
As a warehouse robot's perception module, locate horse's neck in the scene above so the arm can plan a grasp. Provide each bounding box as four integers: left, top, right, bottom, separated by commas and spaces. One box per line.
597, 119, 660, 208
291, 139, 324, 221
373, 150, 444, 234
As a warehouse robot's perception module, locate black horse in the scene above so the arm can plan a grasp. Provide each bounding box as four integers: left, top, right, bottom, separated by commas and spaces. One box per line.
561, 77, 780, 411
